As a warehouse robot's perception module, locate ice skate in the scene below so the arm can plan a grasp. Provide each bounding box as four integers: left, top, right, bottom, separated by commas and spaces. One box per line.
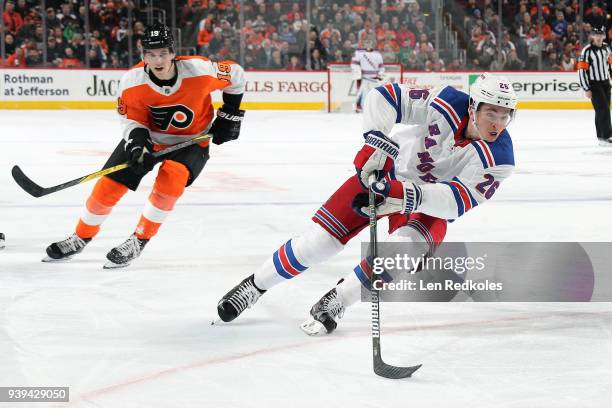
598, 138, 612, 147
300, 287, 345, 336
43, 233, 91, 262
215, 274, 266, 323
104, 234, 148, 269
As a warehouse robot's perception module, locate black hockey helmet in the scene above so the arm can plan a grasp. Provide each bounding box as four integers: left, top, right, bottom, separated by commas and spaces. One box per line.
142, 23, 174, 51
592, 25, 606, 35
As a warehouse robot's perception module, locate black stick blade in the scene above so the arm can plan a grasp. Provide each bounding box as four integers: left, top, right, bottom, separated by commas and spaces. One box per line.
11, 165, 45, 198
374, 360, 422, 379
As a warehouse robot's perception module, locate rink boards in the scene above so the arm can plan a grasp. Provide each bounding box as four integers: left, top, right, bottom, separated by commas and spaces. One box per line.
0, 69, 592, 110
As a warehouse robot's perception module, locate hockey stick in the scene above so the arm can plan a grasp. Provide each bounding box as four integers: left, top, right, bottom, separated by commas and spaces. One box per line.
368, 177, 422, 379
12, 134, 212, 198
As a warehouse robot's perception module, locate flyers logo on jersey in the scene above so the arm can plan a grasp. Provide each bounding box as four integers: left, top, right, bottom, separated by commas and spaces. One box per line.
149, 105, 195, 130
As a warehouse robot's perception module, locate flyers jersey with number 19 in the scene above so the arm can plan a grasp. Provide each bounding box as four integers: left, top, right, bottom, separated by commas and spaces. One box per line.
116, 56, 246, 148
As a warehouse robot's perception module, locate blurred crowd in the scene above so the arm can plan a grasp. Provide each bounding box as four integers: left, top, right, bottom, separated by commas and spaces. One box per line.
2, 0, 611, 71
463, 0, 611, 72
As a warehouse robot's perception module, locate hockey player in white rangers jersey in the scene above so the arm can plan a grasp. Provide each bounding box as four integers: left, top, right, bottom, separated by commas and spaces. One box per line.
216, 73, 517, 334
351, 40, 386, 112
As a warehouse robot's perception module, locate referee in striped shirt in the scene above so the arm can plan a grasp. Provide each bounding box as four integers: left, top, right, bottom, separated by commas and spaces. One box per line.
578, 25, 612, 145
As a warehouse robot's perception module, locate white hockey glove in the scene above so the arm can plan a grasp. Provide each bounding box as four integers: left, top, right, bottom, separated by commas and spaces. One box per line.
359, 179, 423, 217
353, 131, 399, 190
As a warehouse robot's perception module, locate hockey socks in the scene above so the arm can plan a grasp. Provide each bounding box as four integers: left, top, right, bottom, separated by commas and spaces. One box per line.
253, 224, 345, 290
76, 176, 128, 239
135, 160, 189, 240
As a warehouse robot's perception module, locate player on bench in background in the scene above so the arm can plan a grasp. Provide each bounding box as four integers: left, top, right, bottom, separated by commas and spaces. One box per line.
352, 38, 385, 113
43, 23, 245, 268
216, 73, 518, 335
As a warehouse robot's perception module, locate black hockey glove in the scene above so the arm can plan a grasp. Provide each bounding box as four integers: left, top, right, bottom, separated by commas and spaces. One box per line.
125, 127, 155, 174
210, 105, 245, 145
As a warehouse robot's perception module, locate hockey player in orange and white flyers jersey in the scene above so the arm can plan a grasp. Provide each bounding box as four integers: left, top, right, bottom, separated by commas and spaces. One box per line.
43, 23, 246, 268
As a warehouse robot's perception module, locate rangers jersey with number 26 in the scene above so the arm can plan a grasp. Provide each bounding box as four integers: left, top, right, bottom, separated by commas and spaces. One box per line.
116, 56, 245, 147
362, 84, 514, 220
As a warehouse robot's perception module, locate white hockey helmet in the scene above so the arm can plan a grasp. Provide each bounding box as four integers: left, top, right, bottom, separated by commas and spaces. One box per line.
469, 72, 518, 112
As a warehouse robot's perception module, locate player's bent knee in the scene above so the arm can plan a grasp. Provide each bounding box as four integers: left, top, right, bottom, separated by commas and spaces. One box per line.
292, 223, 345, 265
155, 160, 190, 196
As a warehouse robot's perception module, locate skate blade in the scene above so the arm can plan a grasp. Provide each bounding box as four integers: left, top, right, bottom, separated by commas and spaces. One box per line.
42, 255, 74, 263
103, 260, 130, 269
300, 318, 327, 336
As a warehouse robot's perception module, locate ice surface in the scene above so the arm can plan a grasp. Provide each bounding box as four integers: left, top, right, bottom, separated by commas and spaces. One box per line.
0, 109, 611, 407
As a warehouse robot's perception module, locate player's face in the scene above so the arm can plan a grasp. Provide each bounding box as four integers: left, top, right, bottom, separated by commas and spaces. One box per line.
470, 103, 514, 142
143, 48, 175, 79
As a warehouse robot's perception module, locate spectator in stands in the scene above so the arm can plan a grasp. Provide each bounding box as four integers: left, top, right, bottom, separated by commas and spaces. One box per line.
70, 33, 86, 62
218, 37, 238, 61
4, 33, 16, 55
308, 48, 326, 70
340, 39, 355, 61
268, 49, 284, 69
198, 18, 214, 53
412, 19, 430, 43
278, 22, 296, 44
46, 7, 62, 31
254, 38, 273, 68
108, 52, 121, 69
490, 50, 506, 71
552, 10, 568, 38
320, 20, 341, 43
287, 54, 303, 70
61, 46, 81, 68
466, 0, 481, 19
525, 27, 543, 69
516, 11, 533, 39
180, 0, 206, 48
51, 26, 64, 48
407, 0, 425, 30
425, 51, 445, 72
208, 28, 224, 58
14, 0, 29, 19
585, 1, 606, 29
381, 43, 398, 63
46, 35, 64, 66
90, 36, 108, 66
3, 1, 23, 36
33, 25, 45, 49
404, 49, 424, 71
6, 47, 26, 67
287, 3, 303, 24
294, 19, 308, 51
267, 2, 283, 24
474, 31, 496, 69
331, 48, 344, 63
252, 14, 266, 34
560, 50, 575, 71
504, 49, 525, 70
500, 31, 516, 56
87, 48, 102, 68
543, 50, 560, 70
397, 21, 416, 49
25, 47, 42, 67
446, 58, 466, 71
58, 2, 77, 26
